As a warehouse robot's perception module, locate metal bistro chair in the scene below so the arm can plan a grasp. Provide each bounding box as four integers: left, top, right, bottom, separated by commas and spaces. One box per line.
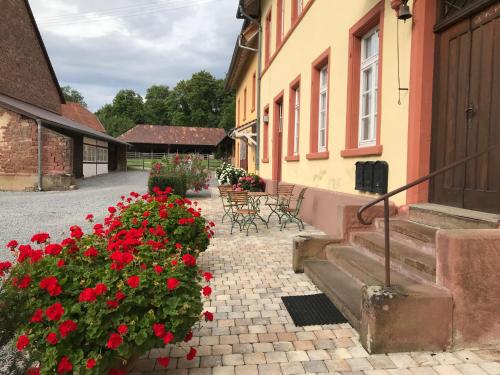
218, 185, 234, 223
227, 190, 259, 236
266, 183, 295, 224
279, 188, 307, 231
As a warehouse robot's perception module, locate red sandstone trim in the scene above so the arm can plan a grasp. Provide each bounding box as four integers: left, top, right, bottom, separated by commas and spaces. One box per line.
306, 151, 329, 160
285, 155, 300, 162
341, 145, 383, 158
287, 74, 301, 158
310, 47, 331, 155
272, 90, 284, 181
263, 104, 270, 161
264, 8, 272, 67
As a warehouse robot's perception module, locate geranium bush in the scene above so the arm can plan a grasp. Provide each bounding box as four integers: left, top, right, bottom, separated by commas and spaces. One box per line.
215, 162, 247, 185
235, 174, 265, 192
0, 187, 215, 375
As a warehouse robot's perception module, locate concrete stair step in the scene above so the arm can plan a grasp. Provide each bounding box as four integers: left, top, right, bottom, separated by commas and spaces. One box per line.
351, 231, 436, 281
409, 203, 500, 229
376, 218, 437, 246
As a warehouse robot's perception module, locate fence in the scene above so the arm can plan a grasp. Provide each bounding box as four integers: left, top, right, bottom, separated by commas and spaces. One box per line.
126, 152, 221, 171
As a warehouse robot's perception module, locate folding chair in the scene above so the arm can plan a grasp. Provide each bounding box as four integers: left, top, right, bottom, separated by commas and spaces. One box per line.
228, 191, 259, 236
266, 183, 295, 224
218, 185, 234, 223
279, 188, 307, 231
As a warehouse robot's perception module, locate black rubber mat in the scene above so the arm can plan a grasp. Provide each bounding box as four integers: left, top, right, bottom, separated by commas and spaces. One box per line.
282, 294, 348, 326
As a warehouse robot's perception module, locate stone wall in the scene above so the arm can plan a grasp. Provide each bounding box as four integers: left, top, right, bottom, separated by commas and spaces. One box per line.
0, 0, 62, 113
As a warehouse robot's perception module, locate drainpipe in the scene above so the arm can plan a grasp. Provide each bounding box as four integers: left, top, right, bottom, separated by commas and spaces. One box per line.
238, 4, 262, 172
36, 119, 43, 191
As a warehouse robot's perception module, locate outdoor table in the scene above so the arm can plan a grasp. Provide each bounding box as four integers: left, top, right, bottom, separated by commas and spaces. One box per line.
247, 191, 269, 227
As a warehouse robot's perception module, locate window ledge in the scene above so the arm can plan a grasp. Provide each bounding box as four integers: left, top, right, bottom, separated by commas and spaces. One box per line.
341, 145, 383, 158
306, 151, 329, 160
261, 158, 269, 163
285, 155, 300, 162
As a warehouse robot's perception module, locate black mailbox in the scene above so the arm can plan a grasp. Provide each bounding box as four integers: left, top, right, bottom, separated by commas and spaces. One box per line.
373, 161, 389, 194
355, 162, 364, 191
363, 162, 375, 192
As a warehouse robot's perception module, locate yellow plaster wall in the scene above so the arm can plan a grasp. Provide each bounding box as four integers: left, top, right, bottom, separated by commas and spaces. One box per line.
234, 52, 259, 174
258, 0, 412, 205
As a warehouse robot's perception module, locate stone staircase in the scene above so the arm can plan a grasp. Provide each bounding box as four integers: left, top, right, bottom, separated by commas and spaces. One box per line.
298, 203, 500, 353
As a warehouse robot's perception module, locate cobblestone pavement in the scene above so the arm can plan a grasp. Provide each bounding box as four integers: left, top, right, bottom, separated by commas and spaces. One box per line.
131, 189, 500, 375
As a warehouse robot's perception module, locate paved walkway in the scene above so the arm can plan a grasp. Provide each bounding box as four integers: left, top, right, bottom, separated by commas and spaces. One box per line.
131, 190, 500, 375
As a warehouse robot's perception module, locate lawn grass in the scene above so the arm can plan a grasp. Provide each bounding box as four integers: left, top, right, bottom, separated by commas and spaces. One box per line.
127, 158, 221, 171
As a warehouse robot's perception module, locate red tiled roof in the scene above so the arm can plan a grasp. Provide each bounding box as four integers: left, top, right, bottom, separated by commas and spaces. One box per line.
117, 125, 227, 146
61, 103, 106, 133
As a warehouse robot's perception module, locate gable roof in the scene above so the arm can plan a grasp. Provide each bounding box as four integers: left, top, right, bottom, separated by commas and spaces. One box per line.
61, 103, 106, 133
24, 0, 65, 105
118, 125, 227, 147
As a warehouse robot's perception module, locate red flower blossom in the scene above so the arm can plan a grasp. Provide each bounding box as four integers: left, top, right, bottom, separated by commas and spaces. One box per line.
83, 246, 98, 257
117, 324, 128, 335
166, 278, 180, 290
95, 283, 108, 296
14, 275, 31, 289
16, 335, 29, 351
182, 254, 196, 267
153, 323, 166, 338
31, 232, 50, 244
107, 300, 119, 309
186, 347, 197, 360
126, 275, 140, 288
86, 359, 96, 369
46, 302, 64, 321
106, 333, 123, 349
59, 320, 77, 338
70, 225, 83, 239
39, 276, 62, 296
154, 265, 163, 274
0, 261, 12, 277
57, 356, 73, 374
30, 309, 43, 323
115, 291, 126, 301
171, 260, 178, 266
175, 243, 183, 249
27, 368, 40, 375
203, 311, 214, 322
57, 259, 65, 267
6, 240, 18, 249
108, 207, 117, 214
163, 331, 174, 345
157, 357, 170, 368
85, 214, 94, 221
203, 272, 213, 282
140, 263, 147, 270
79, 288, 97, 303
45, 244, 62, 256
184, 330, 193, 342
202, 286, 212, 297
46, 332, 59, 345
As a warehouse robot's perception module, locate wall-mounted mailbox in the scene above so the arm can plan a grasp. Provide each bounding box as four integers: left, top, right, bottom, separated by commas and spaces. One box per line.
354, 161, 388, 194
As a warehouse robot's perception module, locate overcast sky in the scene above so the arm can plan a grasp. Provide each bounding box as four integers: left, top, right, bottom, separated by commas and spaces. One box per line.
29, 0, 241, 111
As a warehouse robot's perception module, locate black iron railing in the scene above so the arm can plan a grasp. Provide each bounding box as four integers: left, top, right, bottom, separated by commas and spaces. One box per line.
357, 142, 500, 287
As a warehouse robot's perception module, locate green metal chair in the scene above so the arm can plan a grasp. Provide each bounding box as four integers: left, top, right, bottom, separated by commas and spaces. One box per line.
228, 190, 259, 236
279, 187, 307, 231
218, 185, 234, 223
266, 183, 295, 224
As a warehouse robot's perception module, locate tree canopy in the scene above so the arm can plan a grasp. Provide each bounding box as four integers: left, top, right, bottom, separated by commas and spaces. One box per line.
61, 85, 87, 108
95, 71, 235, 137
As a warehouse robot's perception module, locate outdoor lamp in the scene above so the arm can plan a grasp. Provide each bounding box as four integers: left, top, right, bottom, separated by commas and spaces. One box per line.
398, 0, 413, 21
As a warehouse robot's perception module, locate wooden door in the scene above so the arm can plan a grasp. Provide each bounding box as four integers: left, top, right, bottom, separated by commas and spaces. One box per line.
431, 2, 500, 213
240, 140, 248, 171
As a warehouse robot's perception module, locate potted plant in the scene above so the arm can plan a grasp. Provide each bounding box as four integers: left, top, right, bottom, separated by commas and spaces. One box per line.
215, 162, 247, 185
236, 174, 266, 192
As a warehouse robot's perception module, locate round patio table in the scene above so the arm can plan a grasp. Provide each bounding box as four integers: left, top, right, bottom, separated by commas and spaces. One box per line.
247, 191, 269, 227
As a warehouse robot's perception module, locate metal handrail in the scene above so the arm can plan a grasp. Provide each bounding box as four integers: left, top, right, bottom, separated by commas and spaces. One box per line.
357, 141, 500, 287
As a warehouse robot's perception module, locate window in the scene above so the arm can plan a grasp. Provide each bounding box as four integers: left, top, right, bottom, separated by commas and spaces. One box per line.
342, 2, 384, 158
287, 75, 301, 160
318, 66, 328, 151
263, 106, 270, 162
252, 72, 256, 112
358, 28, 379, 147
297, 0, 303, 16
308, 47, 330, 159
243, 88, 247, 121
265, 9, 272, 65
276, 0, 285, 47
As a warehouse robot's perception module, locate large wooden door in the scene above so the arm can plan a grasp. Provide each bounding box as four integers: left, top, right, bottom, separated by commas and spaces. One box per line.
431, 2, 500, 213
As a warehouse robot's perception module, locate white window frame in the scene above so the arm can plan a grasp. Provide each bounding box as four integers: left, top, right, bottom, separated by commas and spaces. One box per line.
293, 88, 300, 155
318, 66, 328, 152
358, 27, 379, 148
278, 101, 283, 133
280, 0, 285, 41
297, 0, 303, 17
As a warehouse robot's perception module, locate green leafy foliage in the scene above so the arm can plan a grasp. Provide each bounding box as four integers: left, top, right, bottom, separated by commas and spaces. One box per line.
0, 189, 215, 374
61, 85, 87, 108
148, 175, 187, 197
215, 162, 248, 185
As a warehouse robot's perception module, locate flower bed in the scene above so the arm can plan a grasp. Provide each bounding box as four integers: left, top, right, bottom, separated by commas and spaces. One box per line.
0, 187, 215, 374
215, 162, 247, 185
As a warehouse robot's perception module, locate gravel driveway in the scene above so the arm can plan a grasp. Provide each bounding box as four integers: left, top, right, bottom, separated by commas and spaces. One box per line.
0, 171, 149, 261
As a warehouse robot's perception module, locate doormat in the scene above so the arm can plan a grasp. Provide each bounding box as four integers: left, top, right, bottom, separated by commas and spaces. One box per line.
282, 294, 348, 326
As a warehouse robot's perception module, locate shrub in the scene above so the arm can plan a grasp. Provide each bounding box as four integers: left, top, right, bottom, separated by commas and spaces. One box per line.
236, 174, 266, 192
0, 187, 215, 375
215, 162, 247, 185
148, 174, 187, 197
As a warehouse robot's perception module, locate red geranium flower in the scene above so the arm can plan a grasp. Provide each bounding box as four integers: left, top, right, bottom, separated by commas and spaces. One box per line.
57, 259, 65, 267
186, 347, 197, 360
202, 286, 212, 297
154, 265, 163, 274
59, 320, 77, 338
115, 291, 126, 301
83, 246, 98, 257
163, 331, 174, 345
171, 260, 178, 266
0, 261, 12, 277
30, 309, 43, 323
85, 214, 94, 221
175, 243, 182, 249
45, 302, 64, 321
31, 232, 50, 244
79, 288, 97, 303
184, 330, 193, 342
107, 300, 119, 309
106, 333, 123, 349
203, 272, 213, 282
203, 311, 214, 322
95, 283, 107, 296
86, 359, 96, 369
14, 275, 31, 289
108, 207, 117, 214
182, 254, 196, 267
57, 356, 73, 374
39, 276, 62, 296
153, 323, 166, 338
46, 332, 59, 345
157, 357, 170, 368
16, 335, 29, 351
117, 324, 128, 335
6, 240, 18, 249
166, 278, 180, 290
126, 275, 140, 288
45, 244, 62, 256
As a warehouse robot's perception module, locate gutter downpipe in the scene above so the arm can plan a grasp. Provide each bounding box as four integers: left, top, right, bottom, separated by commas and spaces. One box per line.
238, 4, 262, 172
37, 119, 43, 191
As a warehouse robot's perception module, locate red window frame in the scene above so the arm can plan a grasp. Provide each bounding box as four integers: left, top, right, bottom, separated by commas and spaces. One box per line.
286, 74, 301, 161
262, 105, 270, 163
276, 0, 284, 48
243, 88, 247, 121
265, 9, 272, 66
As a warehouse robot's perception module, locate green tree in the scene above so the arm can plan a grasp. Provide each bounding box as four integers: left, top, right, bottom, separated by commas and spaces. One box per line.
61, 85, 87, 107
112, 89, 145, 124
95, 104, 135, 137
218, 94, 236, 131
144, 85, 171, 124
